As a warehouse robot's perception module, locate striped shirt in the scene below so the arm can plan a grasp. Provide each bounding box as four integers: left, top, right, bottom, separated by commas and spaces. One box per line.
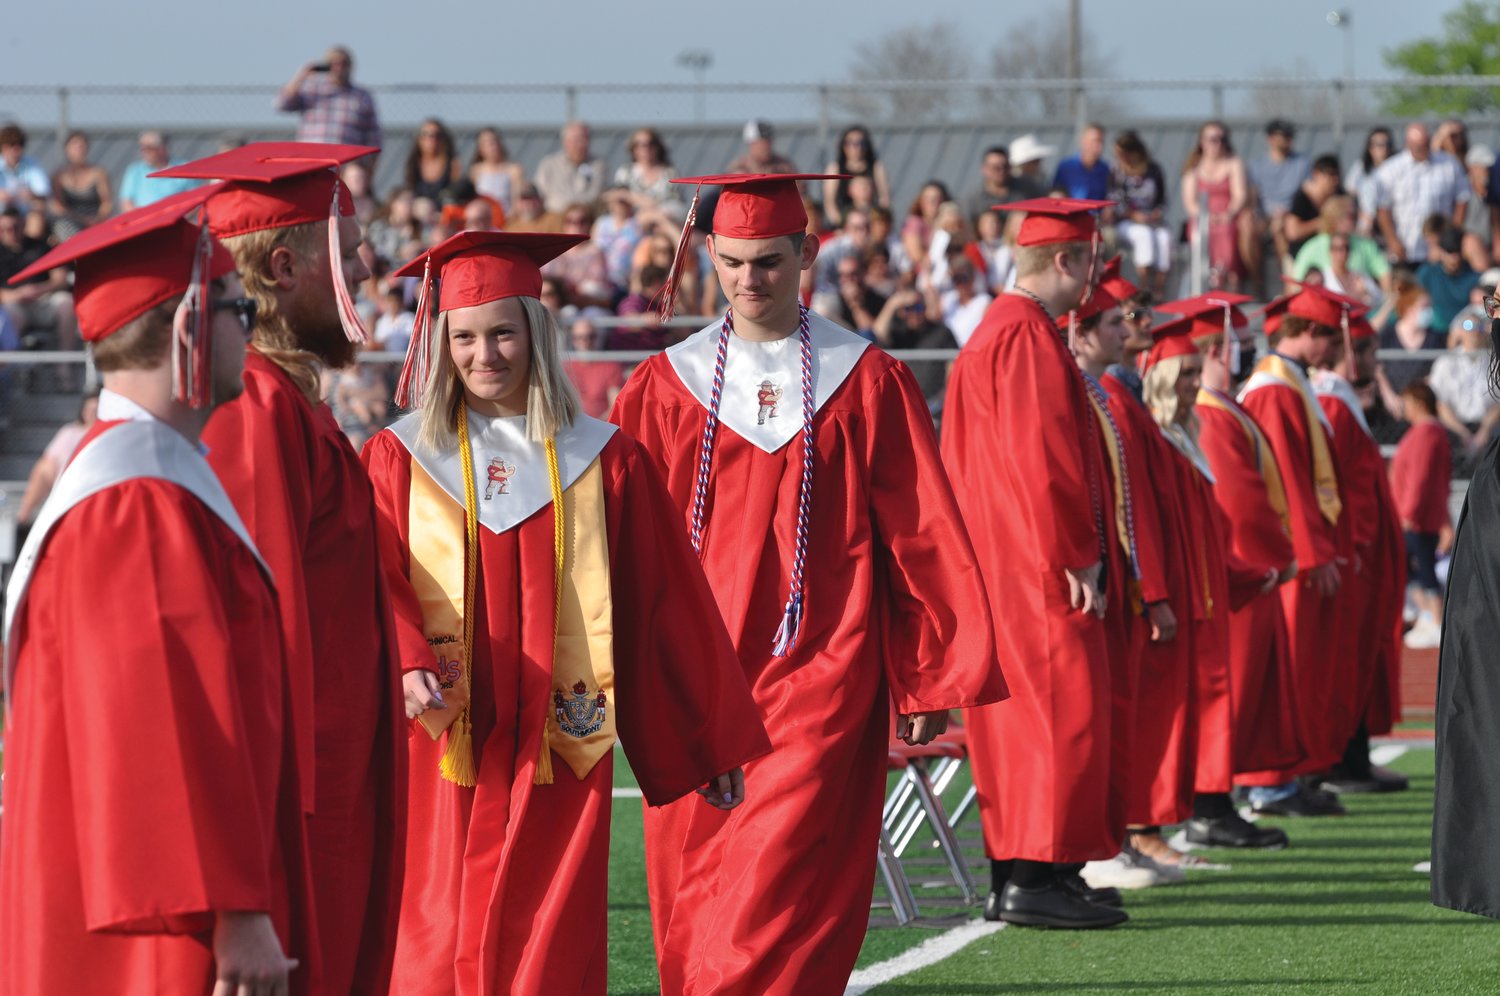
276, 79, 382, 149
1373, 150, 1469, 261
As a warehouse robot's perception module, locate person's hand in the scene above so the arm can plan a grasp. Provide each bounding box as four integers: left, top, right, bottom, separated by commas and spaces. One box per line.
1064, 562, 1106, 619
1439, 523, 1456, 556
1260, 568, 1279, 595
212, 911, 297, 996
1306, 561, 1341, 597
1279, 559, 1298, 585
1146, 600, 1177, 643
696, 767, 745, 811
402, 670, 445, 719
897, 710, 950, 746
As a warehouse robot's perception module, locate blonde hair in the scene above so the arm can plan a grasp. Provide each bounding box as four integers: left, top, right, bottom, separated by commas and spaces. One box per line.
1014, 240, 1089, 278
1318, 194, 1355, 234
414, 295, 581, 454
221, 221, 325, 403
1142, 354, 1200, 440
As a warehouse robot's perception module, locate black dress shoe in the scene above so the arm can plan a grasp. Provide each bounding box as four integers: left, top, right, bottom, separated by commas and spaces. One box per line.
1059, 873, 1124, 908
1254, 787, 1346, 817
1185, 813, 1290, 849
983, 889, 1004, 922
998, 881, 1129, 929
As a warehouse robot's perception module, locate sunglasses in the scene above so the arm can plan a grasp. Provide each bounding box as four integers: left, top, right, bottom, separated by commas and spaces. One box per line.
214, 296, 258, 334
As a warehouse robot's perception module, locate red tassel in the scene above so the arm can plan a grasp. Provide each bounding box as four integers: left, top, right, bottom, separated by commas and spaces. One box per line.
394, 257, 433, 409
652, 183, 701, 323
1341, 307, 1355, 382
172, 222, 216, 408
329, 183, 370, 344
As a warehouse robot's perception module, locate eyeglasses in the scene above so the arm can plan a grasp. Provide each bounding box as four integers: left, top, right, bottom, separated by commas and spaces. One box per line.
1484, 295, 1500, 319
213, 296, 258, 334
1122, 309, 1151, 322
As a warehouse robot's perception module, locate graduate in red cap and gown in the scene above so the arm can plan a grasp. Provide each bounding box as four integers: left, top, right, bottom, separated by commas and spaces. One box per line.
361, 232, 768, 995
944, 197, 1133, 929
154, 143, 407, 992
1, 193, 316, 994
1307, 305, 1409, 792
611, 174, 1004, 992
1236, 283, 1352, 803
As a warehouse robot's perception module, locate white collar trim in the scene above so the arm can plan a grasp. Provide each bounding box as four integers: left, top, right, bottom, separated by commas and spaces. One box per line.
388, 411, 617, 535
1309, 369, 1374, 439
665, 310, 869, 454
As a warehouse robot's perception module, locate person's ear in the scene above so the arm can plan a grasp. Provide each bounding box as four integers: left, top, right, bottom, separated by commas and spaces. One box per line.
799, 233, 821, 271
268, 244, 298, 291
705, 234, 719, 268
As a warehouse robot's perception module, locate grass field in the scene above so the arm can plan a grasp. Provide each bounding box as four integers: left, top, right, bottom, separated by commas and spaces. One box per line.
606, 747, 1500, 995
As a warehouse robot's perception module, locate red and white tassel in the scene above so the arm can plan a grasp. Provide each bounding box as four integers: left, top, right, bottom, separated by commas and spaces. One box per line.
171, 222, 216, 408
1067, 311, 1079, 354
1340, 306, 1355, 382
394, 256, 434, 409
329, 183, 369, 344
1209, 298, 1241, 374
653, 183, 702, 323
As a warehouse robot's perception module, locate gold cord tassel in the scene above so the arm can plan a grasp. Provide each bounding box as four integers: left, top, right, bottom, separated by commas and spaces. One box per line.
534, 437, 566, 785
440, 712, 477, 788
439, 405, 481, 787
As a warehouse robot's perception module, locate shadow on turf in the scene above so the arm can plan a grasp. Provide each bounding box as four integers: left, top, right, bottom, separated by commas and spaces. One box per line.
866, 981, 1355, 993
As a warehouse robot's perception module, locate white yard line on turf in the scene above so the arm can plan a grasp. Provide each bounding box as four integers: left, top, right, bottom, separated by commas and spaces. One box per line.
844, 919, 1004, 995
612, 787, 644, 798
1370, 745, 1410, 767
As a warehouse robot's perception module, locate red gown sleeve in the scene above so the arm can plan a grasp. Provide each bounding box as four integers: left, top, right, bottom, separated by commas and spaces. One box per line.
1103, 383, 1171, 604
360, 430, 441, 676
1239, 386, 1338, 568
865, 361, 1006, 713
603, 436, 773, 807
53, 483, 278, 934
1321, 398, 1380, 548
1197, 405, 1296, 573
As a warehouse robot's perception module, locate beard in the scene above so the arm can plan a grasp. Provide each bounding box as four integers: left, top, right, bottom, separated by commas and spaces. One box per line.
257, 285, 358, 370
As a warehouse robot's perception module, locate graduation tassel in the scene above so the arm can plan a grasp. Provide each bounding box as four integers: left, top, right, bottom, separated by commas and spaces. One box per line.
394, 256, 434, 408
653, 182, 701, 323
171, 221, 216, 408
438, 404, 481, 788
328, 181, 370, 344
1340, 306, 1356, 382
535, 436, 566, 786
440, 713, 476, 788
771, 306, 816, 658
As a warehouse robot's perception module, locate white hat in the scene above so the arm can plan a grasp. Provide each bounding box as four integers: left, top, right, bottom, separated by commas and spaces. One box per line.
1480, 267, 1500, 288
1468, 144, 1496, 169
1007, 134, 1057, 166
743, 119, 774, 143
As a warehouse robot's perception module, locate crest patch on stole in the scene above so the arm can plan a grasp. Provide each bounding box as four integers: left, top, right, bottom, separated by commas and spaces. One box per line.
554, 679, 607, 738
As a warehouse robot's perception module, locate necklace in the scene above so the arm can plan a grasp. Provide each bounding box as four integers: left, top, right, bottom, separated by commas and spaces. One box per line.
1010, 285, 1054, 322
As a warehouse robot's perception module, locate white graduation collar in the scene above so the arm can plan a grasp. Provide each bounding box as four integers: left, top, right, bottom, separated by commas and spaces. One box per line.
1309, 369, 1374, 439
665, 310, 869, 454
98, 388, 210, 455
1164, 422, 1216, 484
1238, 362, 1335, 434
388, 410, 617, 535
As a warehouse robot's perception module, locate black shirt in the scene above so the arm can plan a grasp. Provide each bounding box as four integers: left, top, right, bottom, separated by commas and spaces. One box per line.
0, 236, 50, 286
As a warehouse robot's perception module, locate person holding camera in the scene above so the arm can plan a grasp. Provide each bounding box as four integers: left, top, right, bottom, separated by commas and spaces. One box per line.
277, 46, 382, 151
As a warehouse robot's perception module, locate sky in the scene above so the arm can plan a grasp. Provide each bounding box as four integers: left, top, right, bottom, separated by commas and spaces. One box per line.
0, 0, 1465, 126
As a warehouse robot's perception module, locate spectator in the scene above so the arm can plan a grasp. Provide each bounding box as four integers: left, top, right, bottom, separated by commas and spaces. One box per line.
539, 275, 578, 327
276, 46, 381, 149
117, 131, 199, 212
1347, 126, 1394, 238
815, 208, 874, 295
542, 203, 612, 304
564, 315, 625, 418
1052, 123, 1111, 201
1389, 380, 1453, 649
871, 283, 958, 411
1374, 274, 1445, 389
962, 146, 1034, 224
937, 253, 993, 347
868, 205, 910, 275
503, 184, 563, 233
614, 127, 680, 215
16, 391, 98, 525
1182, 120, 1249, 291
1319, 231, 1382, 308
843, 174, 879, 218
1417, 225, 1479, 334
828, 253, 886, 338
534, 120, 606, 215
1284, 155, 1343, 258
372, 285, 414, 354
47, 131, 111, 240
900, 180, 950, 283
366, 188, 418, 265
1375, 121, 1470, 265
404, 118, 462, 207
972, 208, 1016, 293
593, 186, 643, 290
0, 122, 49, 216
1007, 134, 1055, 194
612, 265, 675, 350
726, 119, 798, 174
1433, 120, 1494, 268
340, 159, 379, 225
324, 341, 391, 449
1247, 117, 1310, 251
468, 127, 527, 215
1110, 129, 1172, 297
1293, 194, 1390, 293
863, 242, 898, 297
0, 207, 76, 350
822, 125, 891, 227
461, 196, 500, 232
1431, 277, 1500, 453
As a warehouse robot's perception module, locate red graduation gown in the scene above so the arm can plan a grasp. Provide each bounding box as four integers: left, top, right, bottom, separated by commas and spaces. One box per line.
1238, 370, 1344, 775
0, 425, 315, 996
942, 295, 1122, 863
612, 342, 1002, 996
203, 351, 406, 994
1197, 392, 1304, 781
1317, 386, 1407, 740
363, 428, 767, 996
1101, 373, 1198, 827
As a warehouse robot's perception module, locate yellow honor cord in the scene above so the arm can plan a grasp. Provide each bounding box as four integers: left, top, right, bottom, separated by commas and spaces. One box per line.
439, 405, 480, 788
534, 437, 565, 785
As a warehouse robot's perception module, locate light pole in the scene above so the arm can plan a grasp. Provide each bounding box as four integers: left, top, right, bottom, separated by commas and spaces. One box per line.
1327, 9, 1353, 144
676, 49, 713, 123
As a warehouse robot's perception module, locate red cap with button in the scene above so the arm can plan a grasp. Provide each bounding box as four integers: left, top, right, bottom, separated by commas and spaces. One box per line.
1098, 256, 1140, 302
1002, 197, 1114, 247
1142, 315, 1200, 371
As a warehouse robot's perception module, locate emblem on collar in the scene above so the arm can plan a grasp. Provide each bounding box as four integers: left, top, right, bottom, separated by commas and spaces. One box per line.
485, 457, 517, 500
554, 679, 607, 738
756, 379, 783, 425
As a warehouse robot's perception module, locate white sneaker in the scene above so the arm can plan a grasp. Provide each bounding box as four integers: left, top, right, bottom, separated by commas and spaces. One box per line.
1404, 620, 1441, 650
1121, 840, 1188, 884
1082, 853, 1164, 890
1413, 860, 1432, 874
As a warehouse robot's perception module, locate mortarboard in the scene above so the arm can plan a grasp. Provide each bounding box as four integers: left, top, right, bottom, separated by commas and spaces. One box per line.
390, 231, 588, 407
9, 187, 234, 406
1098, 255, 1141, 302
1142, 315, 1200, 371
1065, 286, 1120, 327
1259, 293, 1293, 337
1001, 197, 1114, 247
152, 142, 377, 345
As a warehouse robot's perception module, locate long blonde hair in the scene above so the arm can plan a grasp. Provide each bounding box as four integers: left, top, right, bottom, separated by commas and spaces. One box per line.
413, 295, 581, 454
1142, 354, 1200, 442
222, 221, 326, 403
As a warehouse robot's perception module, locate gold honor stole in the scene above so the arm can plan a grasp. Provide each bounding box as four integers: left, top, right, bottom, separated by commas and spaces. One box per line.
1254, 356, 1342, 526
406, 415, 616, 787
1086, 393, 1142, 614
1197, 388, 1293, 535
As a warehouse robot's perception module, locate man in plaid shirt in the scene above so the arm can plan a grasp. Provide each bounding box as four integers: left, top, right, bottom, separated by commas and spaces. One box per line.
277, 46, 382, 150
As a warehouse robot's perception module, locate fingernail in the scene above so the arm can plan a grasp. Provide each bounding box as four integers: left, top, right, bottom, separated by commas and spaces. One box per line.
723, 793, 733, 803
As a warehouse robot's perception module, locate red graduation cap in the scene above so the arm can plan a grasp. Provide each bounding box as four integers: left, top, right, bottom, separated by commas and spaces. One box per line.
1065, 285, 1120, 327
152, 142, 378, 345
1348, 311, 1377, 340
1142, 315, 1200, 371
653, 173, 847, 321
1259, 293, 1294, 337
8, 187, 233, 407
1002, 197, 1114, 247
1097, 256, 1140, 302
390, 230, 589, 408
1284, 280, 1359, 330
